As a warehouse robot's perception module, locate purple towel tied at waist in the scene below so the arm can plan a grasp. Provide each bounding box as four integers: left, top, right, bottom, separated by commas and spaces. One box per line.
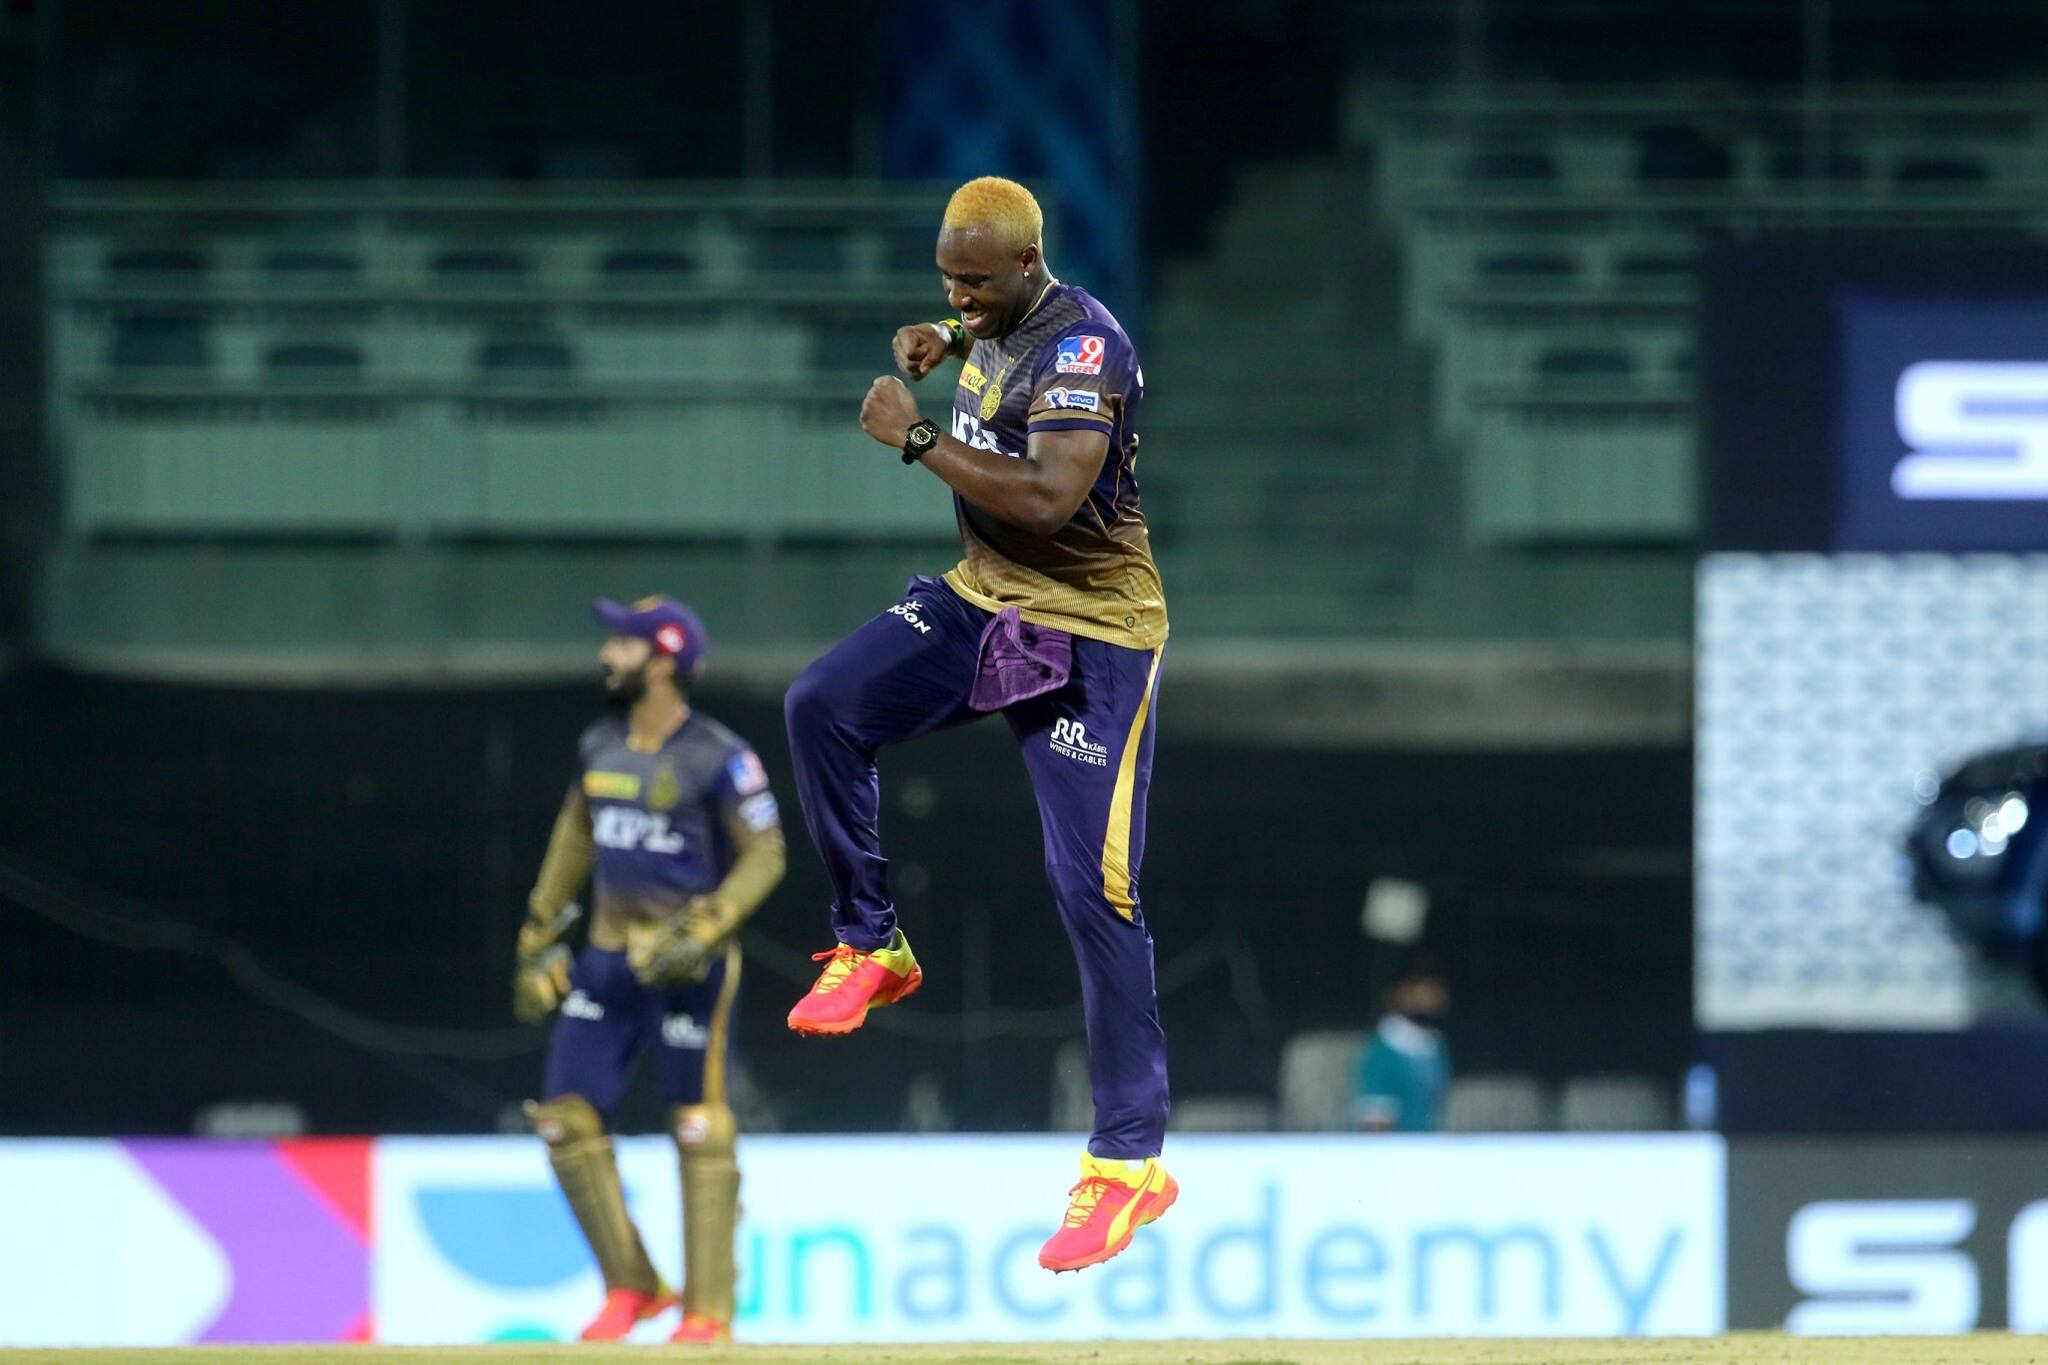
968, 607, 1073, 711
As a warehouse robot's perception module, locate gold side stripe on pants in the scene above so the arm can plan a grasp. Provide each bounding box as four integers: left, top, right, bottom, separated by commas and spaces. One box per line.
702, 942, 742, 1106
1098, 648, 1163, 921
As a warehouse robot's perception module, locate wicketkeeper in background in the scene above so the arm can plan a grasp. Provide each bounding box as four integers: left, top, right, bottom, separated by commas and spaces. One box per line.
513, 596, 785, 1344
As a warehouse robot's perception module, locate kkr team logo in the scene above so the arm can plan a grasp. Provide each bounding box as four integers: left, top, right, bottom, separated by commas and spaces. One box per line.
647, 762, 681, 813
980, 360, 1010, 421
1049, 718, 1110, 767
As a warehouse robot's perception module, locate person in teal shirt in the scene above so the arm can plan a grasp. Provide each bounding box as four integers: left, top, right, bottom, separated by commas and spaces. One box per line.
1352, 959, 1452, 1132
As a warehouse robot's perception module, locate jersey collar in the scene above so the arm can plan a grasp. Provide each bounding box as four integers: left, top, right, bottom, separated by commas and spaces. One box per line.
994, 276, 1061, 343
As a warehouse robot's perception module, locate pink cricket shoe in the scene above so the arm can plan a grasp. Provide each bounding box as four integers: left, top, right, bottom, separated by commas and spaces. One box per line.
577, 1286, 675, 1341
670, 1312, 733, 1344
786, 929, 923, 1035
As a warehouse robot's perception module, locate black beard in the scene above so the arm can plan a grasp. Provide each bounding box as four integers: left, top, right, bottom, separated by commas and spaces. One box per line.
603, 664, 649, 708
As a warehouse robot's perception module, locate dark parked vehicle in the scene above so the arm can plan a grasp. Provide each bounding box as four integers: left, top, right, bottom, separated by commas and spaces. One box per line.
1907, 740, 2048, 990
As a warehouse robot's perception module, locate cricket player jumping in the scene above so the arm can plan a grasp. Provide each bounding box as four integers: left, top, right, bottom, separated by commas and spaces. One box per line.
783, 176, 1175, 1272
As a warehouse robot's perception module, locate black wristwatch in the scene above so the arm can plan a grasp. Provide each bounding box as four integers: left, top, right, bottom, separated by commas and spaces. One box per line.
902, 418, 940, 465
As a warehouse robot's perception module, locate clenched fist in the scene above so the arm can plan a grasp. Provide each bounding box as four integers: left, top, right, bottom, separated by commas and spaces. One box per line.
893, 323, 956, 381
860, 375, 921, 448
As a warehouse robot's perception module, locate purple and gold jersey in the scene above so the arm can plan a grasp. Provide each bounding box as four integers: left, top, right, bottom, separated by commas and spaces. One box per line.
943, 282, 1167, 650
576, 713, 778, 919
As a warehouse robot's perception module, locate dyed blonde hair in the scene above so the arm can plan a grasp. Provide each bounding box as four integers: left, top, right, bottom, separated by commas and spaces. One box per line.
941, 176, 1044, 255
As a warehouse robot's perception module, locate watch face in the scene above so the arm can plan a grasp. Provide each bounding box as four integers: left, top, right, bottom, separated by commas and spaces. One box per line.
910, 423, 937, 449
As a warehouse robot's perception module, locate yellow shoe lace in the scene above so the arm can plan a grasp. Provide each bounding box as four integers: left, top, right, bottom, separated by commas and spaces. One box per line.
1062, 1176, 1117, 1228
808, 943, 867, 994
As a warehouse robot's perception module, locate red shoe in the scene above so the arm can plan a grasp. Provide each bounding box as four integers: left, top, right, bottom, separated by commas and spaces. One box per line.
786, 929, 922, 1035
577, 1286, 676, 1341
670, 1312, 732, 1344
1038, 1154, 1179, 1273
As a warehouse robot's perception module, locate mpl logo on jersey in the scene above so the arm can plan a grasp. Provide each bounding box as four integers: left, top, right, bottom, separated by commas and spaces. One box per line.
951, 410, 1018, 458
1054, 335, 1107, 376
592, 806, 684, 853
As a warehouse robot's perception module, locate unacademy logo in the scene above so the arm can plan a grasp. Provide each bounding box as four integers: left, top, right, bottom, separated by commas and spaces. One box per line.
1050, 719, 1110, 767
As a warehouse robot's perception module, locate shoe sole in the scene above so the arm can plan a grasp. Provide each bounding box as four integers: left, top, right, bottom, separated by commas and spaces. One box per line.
787, 964, 924, 1036
1040, 1173, 1179, 1273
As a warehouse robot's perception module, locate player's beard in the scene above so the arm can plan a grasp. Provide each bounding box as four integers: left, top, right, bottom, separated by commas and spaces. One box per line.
603, 661, 651, 709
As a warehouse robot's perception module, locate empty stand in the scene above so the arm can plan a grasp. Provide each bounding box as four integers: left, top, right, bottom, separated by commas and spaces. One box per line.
46, 183, 958, 551
1347, 83, 2048, 549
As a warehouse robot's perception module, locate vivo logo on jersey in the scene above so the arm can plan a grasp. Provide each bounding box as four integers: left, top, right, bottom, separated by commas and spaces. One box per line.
951, 410, 1019, 458
593, 806, 684, 853
1893, 362, 2048, 500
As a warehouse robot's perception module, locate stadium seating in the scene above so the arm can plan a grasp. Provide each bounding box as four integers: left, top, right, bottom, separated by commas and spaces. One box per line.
1557, 1075, 1673, 1132
1441, 1074, 1551, 1132
1168, 1097, 1279, 1132
1050, 1038, 1092, 1134
45, 183, 958, 545
1276, 1029, 1367, 1131
1346, 82, 2048, 549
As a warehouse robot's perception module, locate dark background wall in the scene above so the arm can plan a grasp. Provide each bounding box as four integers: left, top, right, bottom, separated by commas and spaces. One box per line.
0, 663, 1687, 1135
0, 6, 41, 653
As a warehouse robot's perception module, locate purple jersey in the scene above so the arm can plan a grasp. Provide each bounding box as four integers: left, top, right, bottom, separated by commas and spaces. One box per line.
941, 282, 1168, 650
576, 712, 778, 918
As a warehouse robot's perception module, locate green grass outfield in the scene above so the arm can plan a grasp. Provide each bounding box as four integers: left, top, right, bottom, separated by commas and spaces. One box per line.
0, 1339, 2039, 1365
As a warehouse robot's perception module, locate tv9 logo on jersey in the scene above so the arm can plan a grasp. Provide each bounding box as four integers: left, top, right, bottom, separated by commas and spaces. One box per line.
1054, 335, 1107, 376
